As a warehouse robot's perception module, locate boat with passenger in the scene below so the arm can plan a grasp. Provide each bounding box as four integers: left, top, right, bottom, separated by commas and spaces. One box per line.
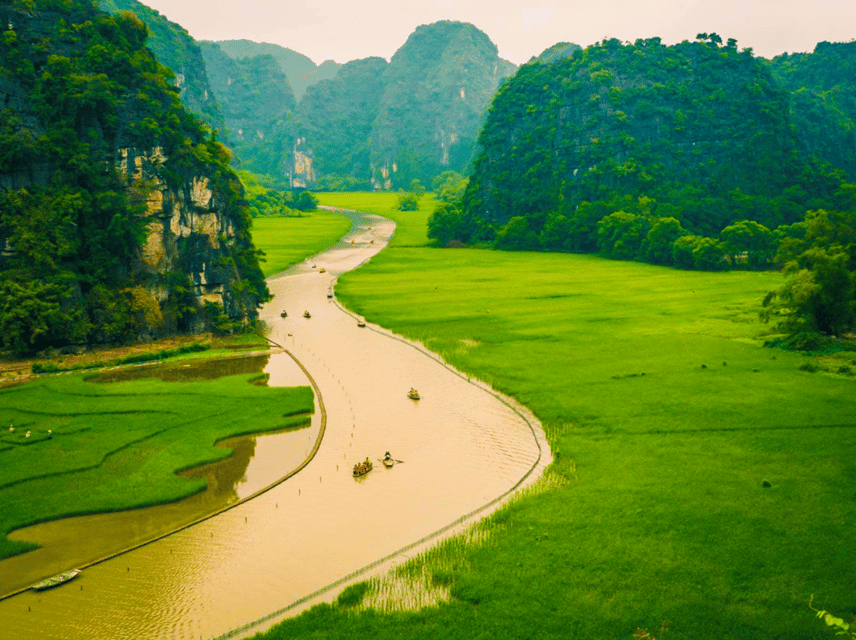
353, 459, 373, 477
407, 388, 420, 400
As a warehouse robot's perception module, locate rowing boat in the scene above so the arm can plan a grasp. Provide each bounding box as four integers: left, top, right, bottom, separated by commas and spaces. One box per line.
32, 569, 80, 591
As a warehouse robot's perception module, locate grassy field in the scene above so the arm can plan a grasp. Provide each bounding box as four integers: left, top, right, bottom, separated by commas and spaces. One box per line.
316, 191, 434, 247
253, 194, 856, 640
252, 210, 353, 276
0, 371, 313, 561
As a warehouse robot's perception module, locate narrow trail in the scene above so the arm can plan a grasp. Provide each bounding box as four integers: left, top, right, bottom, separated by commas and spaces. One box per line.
0, 208, 550, 640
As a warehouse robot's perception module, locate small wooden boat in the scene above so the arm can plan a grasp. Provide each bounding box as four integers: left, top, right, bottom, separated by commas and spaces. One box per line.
353, 460, 373, 477
382, 457, 394, 468
407, 388, 420, 400
327, 293, 333, 299
32, 569, 80, 591
303, 311, 311, 318
319, 267, 326, 273
280, 311, 287, 318
357, 321, 366, 328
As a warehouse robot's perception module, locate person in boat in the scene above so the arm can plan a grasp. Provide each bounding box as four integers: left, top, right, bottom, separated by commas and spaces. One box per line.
384, 451, 392, 461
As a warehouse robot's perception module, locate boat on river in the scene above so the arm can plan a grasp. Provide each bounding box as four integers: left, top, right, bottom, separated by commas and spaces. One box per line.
357, 321, 366, 328
280, 311, 287, 318
32, 569, 80, 591
382, 458, 394, 468
303, 311, 311, 318
407, 388, 420, 400
353, 460, 373, 477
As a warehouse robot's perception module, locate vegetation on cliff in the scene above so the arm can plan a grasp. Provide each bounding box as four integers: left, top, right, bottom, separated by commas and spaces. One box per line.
199, 41, 297, 179
427, 34, 856, 338
99, 0, 224, 131
0, 0, 269, 353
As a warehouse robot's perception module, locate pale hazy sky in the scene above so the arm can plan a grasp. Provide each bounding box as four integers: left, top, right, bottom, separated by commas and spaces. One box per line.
138, 0, 855, 65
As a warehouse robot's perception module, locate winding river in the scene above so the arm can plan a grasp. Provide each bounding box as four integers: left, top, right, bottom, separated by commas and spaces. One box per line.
0, 209, 549, 640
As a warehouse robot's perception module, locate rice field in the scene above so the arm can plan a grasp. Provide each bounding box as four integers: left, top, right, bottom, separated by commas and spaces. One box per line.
254, 193, 856, 640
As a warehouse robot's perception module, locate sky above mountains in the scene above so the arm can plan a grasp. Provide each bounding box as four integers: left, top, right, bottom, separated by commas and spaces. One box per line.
138, 0, 856, 65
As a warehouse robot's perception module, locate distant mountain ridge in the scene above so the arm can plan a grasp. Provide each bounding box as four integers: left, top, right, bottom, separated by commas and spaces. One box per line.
213, 39, 341, 101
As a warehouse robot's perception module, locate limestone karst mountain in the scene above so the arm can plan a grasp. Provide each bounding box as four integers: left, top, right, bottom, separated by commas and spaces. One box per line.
296, 20, 518, 189
199, 41, 297, 179
99, 0, 224, 132
0, 0, 269, 351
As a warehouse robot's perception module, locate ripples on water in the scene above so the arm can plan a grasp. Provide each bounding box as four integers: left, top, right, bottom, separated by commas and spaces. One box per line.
0, 211, 546, 640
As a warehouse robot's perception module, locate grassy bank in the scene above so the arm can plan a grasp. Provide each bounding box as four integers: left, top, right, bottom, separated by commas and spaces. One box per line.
253, 210, 353, 276
254, 194, 856, 640
316, 192, 433, 247
0, 371, 313, 562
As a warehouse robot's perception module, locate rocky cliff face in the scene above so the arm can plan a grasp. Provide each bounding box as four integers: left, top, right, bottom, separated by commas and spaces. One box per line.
115, 147, 251, 330
0, 0, 268, 350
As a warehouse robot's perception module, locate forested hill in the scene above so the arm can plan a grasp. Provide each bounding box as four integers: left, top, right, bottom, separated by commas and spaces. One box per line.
199, 41, 296, 179
214, 39, 341, 101
445, 35, 849, 253
0, 0, 269, 353
295, 57, 389, 189
771, 41, 856, 178
99, 0, 223, 132
367, 21, 517, 188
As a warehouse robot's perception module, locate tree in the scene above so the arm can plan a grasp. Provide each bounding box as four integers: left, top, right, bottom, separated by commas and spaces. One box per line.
495, 216, 537, 250
644, 217, 688, 265
720, 220, 775, 268
764, 245, 855, 335
432, 171, 468, 203
597, 211, 650, 260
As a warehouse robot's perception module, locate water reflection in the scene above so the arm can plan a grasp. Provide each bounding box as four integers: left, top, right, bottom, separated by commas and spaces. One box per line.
90, 353, 272, 383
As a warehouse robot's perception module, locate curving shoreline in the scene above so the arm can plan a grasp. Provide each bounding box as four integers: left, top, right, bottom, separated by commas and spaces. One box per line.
0, 207, 550, 640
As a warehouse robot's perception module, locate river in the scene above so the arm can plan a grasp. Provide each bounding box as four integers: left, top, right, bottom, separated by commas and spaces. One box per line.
0, 208, 549, 640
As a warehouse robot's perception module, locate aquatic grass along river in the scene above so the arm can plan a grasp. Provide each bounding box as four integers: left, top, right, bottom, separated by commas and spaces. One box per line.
0, 208, 549, 640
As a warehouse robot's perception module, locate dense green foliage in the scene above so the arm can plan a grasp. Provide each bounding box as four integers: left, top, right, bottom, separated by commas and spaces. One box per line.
0, 370, 313, 561
99, 0, 224, 131
435, 35, 851, 273
0, 0, 268, 352
763, 208, 856, 337
254, 193, 856, 640
239, 170, 317, 217
771, 41, 856, 178
199, 41, 296, 178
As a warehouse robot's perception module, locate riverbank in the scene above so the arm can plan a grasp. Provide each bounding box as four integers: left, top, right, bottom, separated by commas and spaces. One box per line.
253, 193, 856, 640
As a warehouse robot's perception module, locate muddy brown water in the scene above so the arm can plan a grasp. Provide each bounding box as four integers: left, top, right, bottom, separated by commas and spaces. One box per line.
0, 208, 549, 640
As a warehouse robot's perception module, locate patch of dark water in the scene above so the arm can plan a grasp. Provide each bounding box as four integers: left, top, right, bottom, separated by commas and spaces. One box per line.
88, 354, 272, 383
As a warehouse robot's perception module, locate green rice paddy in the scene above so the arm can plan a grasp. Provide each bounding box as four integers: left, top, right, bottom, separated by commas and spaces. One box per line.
252, 194, 856, 640
252, 210, 353, 276
316, 192, 433, 247
0, 372, 313, 561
